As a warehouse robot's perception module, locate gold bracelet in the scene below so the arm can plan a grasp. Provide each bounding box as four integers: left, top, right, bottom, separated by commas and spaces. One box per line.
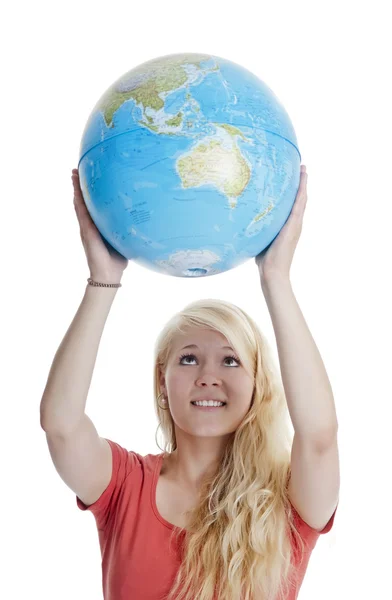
87, 277, 122, 288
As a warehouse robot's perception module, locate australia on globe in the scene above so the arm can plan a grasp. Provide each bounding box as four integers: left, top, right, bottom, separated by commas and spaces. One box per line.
78, 53, 302, 277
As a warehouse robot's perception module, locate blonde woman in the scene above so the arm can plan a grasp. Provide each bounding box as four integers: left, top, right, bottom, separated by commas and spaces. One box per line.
41, 165, 339, 599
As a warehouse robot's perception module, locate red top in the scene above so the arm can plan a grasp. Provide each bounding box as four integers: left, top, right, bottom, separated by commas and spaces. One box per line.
77, 439, 337, 599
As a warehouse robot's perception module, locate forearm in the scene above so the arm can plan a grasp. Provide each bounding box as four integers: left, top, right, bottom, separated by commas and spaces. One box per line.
261, 274, 338, 446
40, 284, 119, 435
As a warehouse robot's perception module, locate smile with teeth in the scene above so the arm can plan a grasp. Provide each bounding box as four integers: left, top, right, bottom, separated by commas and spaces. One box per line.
191, 400, 226, 407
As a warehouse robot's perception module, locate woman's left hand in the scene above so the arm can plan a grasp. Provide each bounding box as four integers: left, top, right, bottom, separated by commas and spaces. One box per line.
255, 165, 308, 279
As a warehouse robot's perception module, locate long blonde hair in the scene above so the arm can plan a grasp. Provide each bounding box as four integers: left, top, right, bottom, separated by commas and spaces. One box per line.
153, 299, 305, 600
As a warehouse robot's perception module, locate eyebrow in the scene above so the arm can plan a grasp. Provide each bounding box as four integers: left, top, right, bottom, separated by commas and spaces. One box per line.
179, 344, 234, 351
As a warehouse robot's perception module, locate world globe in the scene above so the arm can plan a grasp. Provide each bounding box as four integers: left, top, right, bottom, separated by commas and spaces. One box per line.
78, 53, 301, 278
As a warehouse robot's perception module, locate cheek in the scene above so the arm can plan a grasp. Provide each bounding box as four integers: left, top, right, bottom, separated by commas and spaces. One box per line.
233, 374, 253, 391
167, 370, 189, 392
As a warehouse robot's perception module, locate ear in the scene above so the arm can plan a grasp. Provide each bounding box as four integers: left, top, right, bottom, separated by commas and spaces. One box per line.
158, 368, 166, 391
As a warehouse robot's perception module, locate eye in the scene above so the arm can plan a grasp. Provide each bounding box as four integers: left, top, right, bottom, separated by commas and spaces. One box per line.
178, 353, 241, 366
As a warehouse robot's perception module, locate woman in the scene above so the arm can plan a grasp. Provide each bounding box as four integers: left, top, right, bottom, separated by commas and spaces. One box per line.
40, 166, 339, 600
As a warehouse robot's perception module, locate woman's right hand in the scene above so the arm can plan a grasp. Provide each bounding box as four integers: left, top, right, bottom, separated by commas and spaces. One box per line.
72, 168, 129, 283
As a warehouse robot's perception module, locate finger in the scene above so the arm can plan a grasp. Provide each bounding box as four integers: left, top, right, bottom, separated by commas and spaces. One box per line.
71, 170, 83, 197
295, 171, 308, 205
71, 171, 90, 216
299, 171, 307, 190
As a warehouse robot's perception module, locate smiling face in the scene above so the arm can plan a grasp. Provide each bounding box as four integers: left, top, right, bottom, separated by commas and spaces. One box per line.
159, 327, 255, 439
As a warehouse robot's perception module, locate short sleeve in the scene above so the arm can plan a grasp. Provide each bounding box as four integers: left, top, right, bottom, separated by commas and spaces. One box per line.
291, 499, 339, 551
76, 438, 142, 530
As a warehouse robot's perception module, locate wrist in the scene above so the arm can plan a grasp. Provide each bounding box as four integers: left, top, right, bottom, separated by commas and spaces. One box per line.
260, 271, 291, 289
85, 282, 120, 297
89, 273, 123, 285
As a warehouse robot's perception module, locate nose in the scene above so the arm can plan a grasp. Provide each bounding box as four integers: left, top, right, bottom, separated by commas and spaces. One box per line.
196, 374, 222, 387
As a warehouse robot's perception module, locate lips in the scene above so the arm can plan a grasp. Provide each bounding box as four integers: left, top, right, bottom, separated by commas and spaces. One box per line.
191, 399, 227, 405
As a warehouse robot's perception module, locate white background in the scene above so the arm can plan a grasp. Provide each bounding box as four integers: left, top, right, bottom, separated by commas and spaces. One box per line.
2, 0, 391, 598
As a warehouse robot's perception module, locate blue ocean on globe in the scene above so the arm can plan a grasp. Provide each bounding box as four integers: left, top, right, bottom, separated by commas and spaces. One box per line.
78, 53, 301, 277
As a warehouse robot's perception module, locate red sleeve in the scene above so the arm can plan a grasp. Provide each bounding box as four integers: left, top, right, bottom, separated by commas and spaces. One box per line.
76, 438, 142, 531
290, 499, 339, 551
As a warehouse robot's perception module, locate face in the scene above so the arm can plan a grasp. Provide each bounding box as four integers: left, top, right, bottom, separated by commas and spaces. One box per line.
159, 328, 254, 439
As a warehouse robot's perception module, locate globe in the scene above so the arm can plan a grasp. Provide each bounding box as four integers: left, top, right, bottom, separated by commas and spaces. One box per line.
78, 53, 301, 278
